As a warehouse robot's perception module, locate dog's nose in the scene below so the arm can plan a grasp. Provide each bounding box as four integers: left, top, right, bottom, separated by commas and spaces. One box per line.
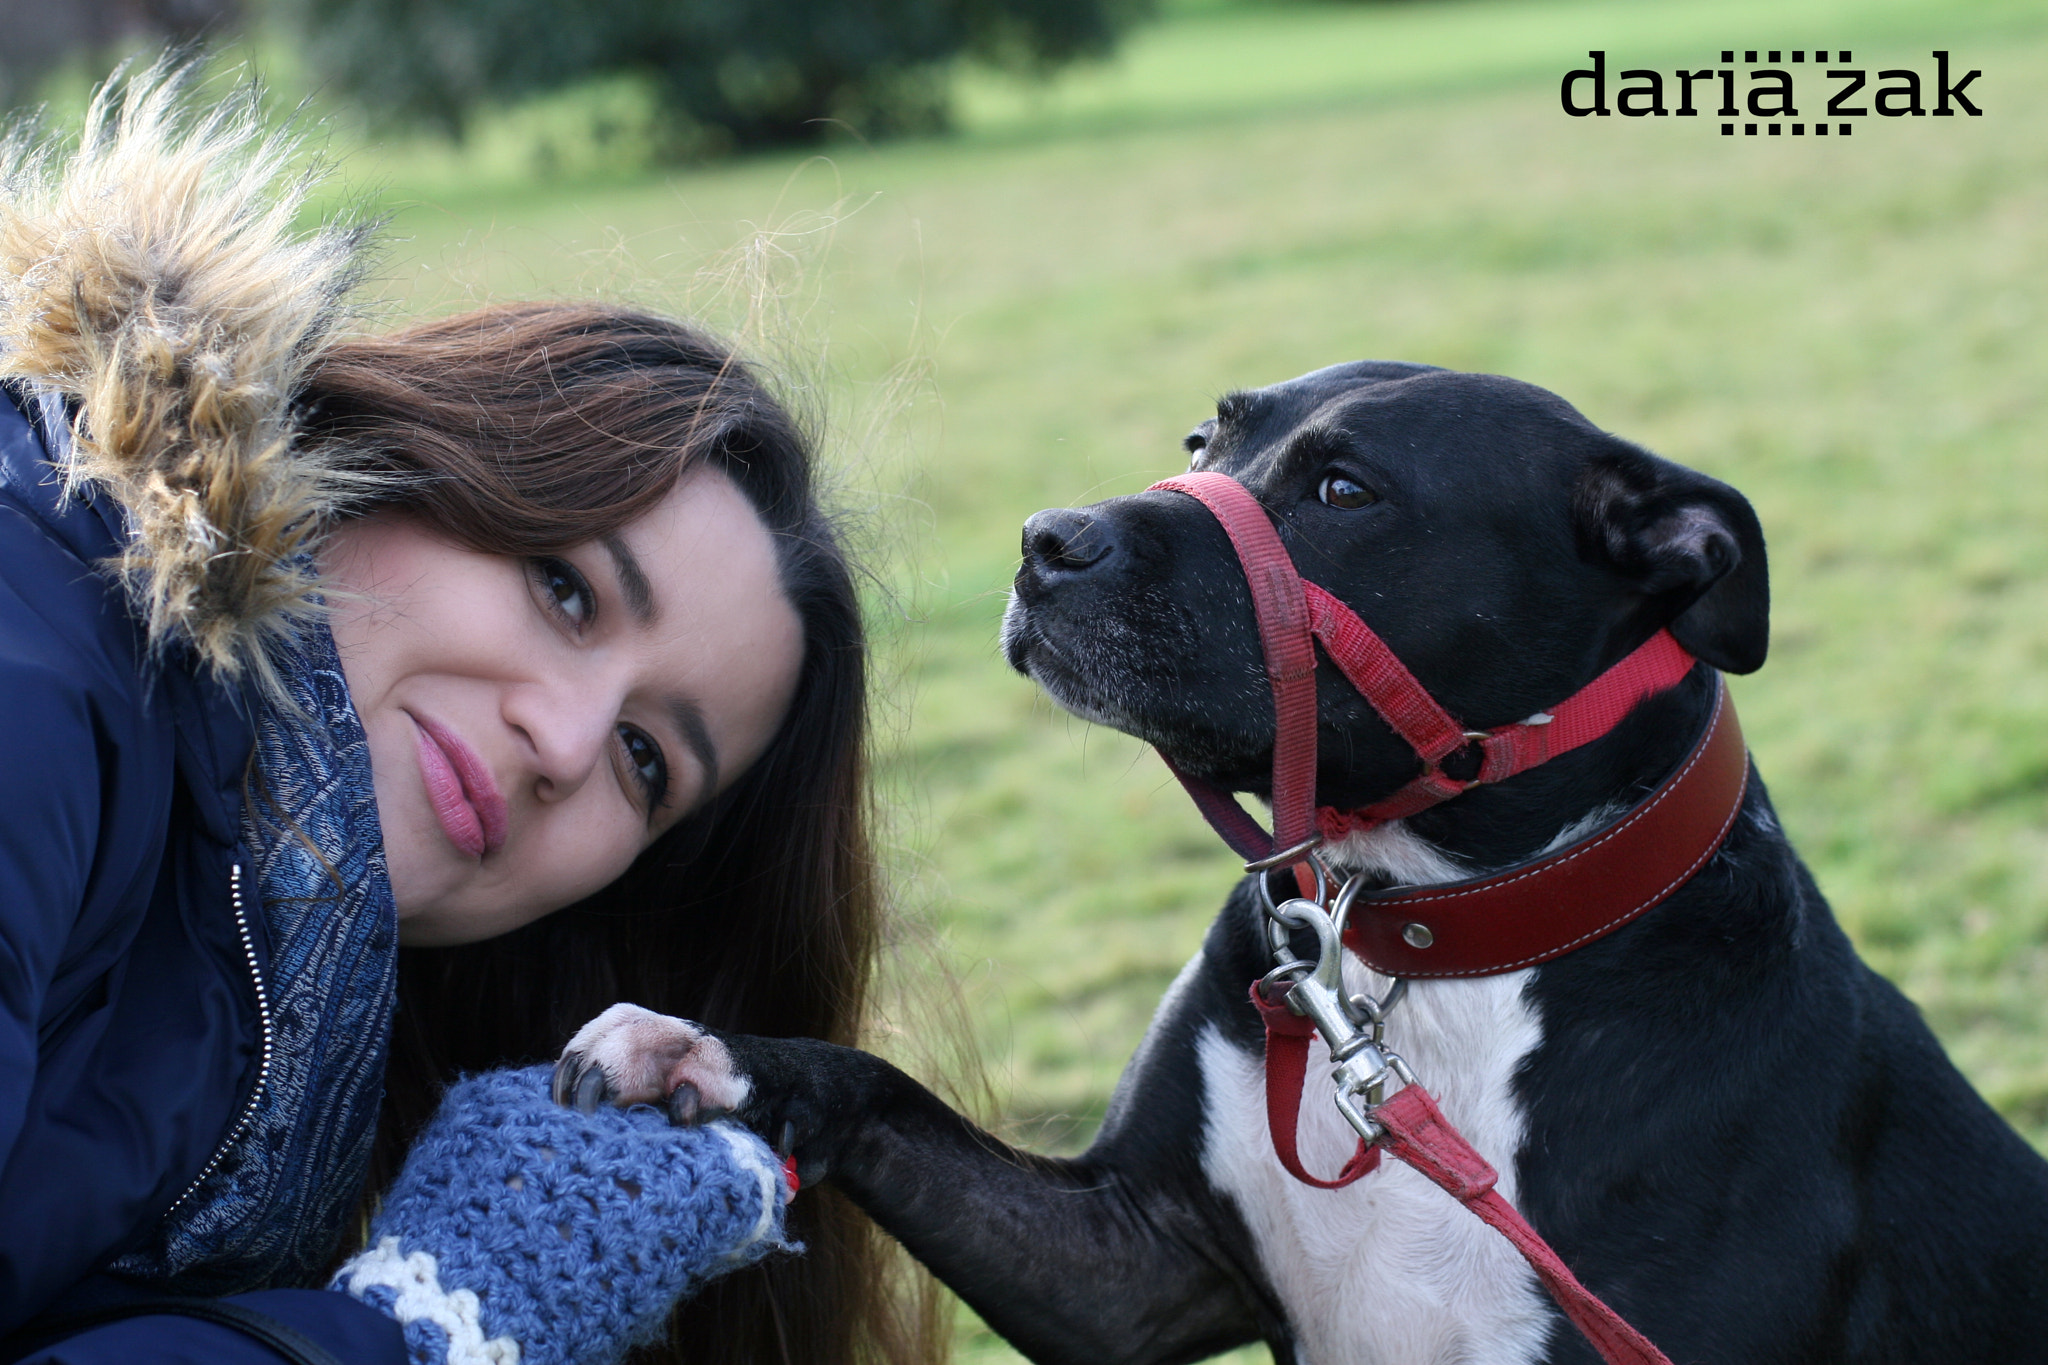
1022, 508, 1113, 572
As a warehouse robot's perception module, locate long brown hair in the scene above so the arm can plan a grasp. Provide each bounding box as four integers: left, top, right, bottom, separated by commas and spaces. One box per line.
297, 302, 942, 1365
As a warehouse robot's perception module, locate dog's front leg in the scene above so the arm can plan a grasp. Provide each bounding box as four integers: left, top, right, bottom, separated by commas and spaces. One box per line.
556, 1004, 1273, 1365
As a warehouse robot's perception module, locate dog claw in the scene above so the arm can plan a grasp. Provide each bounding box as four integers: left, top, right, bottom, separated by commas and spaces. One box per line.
550, 1053, 584, 1107
573, 1064, 610, 1114
669, 1082, 702, 1126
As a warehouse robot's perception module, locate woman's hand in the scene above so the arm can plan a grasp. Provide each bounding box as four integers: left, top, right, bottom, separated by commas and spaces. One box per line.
331, 1065, 789, 1365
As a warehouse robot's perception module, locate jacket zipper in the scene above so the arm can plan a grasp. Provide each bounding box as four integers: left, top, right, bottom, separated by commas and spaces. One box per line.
163, 862, 274, 1218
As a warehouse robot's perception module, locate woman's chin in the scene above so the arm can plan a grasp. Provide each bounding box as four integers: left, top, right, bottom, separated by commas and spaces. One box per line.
390, 862, 593, 947
393, 895, 508, 948
395, 912, 473, 948
384, 844, 471, 946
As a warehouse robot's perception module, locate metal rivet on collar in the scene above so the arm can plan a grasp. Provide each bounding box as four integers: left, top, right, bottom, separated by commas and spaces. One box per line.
1402, 922, 1435, 949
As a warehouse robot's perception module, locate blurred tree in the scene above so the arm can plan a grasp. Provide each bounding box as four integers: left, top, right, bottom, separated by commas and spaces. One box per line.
0, 0, 239, 110
280, 0, 1152, 152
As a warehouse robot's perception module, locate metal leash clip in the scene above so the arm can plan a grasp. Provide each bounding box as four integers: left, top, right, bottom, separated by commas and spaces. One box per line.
1257, 868, 1417, 1145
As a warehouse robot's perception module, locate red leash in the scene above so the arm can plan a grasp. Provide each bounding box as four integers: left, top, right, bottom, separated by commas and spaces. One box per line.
1372, 1086, 1672, 1365
1252, 988, 1672, 1365
1251, 981, 1667, 1365
1144, 471, 1752, 1365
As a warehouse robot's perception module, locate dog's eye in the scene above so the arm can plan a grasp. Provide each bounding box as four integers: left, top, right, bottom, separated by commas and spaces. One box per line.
1318, 473, 1378, 509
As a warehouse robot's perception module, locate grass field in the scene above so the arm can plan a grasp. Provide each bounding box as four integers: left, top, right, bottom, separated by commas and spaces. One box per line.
302, 0, 2048, 1355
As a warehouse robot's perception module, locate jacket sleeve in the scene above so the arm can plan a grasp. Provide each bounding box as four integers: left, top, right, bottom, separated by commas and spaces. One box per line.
13, 1291, 407, 1365
0, 395, 185, 1333
0, 389, 99, 1192
0, 614, 104, 1193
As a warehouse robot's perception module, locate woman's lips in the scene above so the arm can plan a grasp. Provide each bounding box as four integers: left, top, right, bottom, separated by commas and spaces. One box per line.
411, 715, 509, 860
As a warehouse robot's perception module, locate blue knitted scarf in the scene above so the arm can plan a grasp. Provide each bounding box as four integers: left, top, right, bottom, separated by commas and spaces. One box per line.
113, 620, 399, 1293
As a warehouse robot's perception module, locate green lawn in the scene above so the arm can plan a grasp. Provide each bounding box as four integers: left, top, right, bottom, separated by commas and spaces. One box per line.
320, 0, 2048, 1356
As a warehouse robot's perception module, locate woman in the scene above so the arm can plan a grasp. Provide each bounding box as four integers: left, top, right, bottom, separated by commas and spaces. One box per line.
0, 72, 934, 1365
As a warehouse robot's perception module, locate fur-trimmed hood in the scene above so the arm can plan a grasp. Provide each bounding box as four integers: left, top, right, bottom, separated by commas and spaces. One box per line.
0, 65, 377, 696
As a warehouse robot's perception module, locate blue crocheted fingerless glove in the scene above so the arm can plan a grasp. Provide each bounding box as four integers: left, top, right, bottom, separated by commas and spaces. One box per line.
331, 1065, 789, 1365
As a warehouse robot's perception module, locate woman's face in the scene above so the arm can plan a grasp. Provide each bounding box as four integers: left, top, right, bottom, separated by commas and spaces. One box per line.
324, 468, 804, 946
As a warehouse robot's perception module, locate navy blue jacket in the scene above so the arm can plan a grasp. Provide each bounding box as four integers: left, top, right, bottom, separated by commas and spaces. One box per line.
0, 386, 404, 1364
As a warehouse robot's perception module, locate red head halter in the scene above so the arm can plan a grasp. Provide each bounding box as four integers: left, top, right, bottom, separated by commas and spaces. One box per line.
1147, 471, 1700, 864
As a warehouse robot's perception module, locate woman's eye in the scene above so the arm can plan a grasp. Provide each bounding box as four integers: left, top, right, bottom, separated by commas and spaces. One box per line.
531, 557, 595, 627
1317, 473, 1378, 510
618, 725, 670, 809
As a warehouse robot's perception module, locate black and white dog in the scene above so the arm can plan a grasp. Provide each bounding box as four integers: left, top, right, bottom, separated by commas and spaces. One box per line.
559, 363, 2048, 1364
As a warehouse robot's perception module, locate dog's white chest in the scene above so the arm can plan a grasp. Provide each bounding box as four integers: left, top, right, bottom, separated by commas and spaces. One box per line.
1197, 959, 1554, 1365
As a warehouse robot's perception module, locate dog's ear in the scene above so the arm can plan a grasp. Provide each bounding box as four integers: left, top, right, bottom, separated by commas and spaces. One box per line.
1574, 443, 1770, 674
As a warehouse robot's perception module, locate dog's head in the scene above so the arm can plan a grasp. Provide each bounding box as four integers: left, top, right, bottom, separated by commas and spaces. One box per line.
1001, 362, 1768, 809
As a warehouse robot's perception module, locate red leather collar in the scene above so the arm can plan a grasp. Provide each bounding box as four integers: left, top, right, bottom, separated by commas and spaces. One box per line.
1341, 677, 1748, 978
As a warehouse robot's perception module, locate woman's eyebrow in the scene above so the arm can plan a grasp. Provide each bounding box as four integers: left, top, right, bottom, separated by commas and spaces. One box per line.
602, 533, 656, 625
669, 698, 720, 808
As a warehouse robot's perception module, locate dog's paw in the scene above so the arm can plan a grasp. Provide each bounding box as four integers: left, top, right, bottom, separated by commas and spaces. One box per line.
553, 1002, 753, 1124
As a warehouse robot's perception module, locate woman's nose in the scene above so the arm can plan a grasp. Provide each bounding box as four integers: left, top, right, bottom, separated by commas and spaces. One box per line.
501, 680, 617, 801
